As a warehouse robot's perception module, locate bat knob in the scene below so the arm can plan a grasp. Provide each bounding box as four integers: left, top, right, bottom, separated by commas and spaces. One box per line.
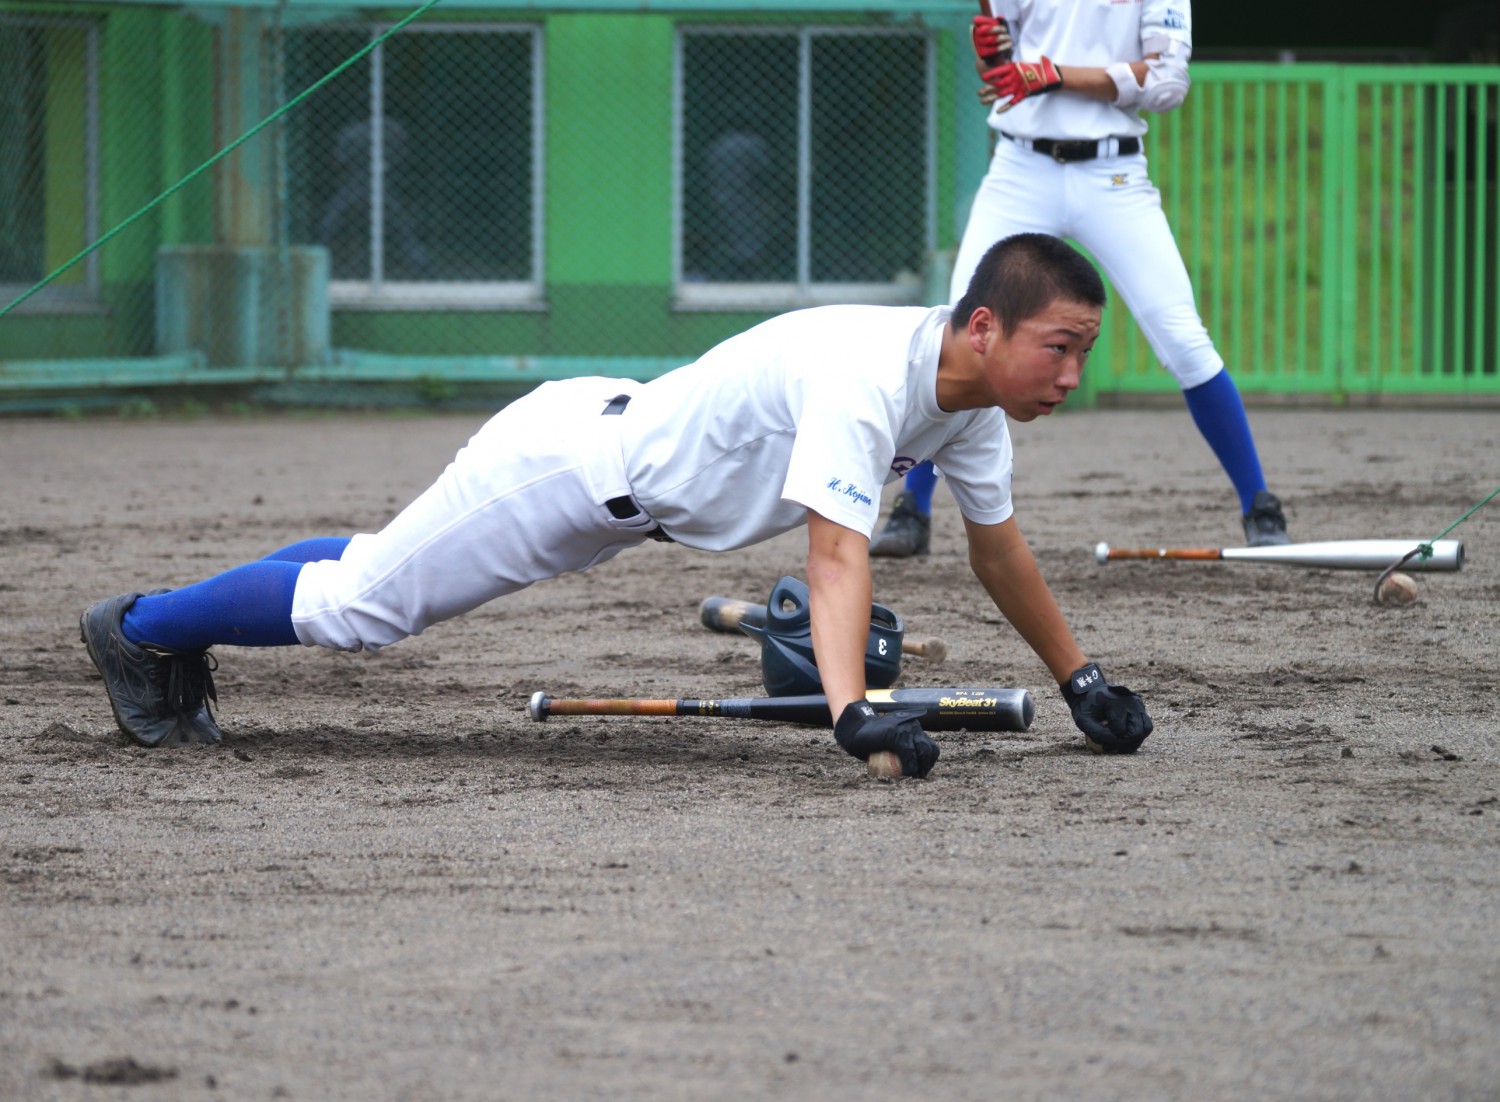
1094, 541, 1110, 564
527, 691, 551, 722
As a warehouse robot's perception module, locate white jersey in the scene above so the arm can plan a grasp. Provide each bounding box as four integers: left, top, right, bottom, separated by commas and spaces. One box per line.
619, 305, 1014, 551
990, 0, 1194, 139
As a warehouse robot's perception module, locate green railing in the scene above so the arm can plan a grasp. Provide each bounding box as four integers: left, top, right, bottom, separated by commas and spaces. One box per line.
1088, 64, 1500, 399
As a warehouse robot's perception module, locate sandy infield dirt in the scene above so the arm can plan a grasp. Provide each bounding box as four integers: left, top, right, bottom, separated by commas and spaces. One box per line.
2, 407, 1497, 1101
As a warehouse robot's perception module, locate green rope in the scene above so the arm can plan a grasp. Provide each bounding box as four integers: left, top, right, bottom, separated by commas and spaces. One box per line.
0, 0, 444, 319
1414, 482, 1500, 559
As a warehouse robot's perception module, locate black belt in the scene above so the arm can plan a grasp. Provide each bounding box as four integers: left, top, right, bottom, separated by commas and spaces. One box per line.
1002, 133, 1140, 163
601, 393, 674, 543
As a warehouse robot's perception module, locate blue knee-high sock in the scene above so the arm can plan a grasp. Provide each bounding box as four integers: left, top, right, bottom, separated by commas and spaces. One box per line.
122, 560, 304, 651
1182, 369, 1267, 514
262, 537, 350, 564
903, 461, 938, 515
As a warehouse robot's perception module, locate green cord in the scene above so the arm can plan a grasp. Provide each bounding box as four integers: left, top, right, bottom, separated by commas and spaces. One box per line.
0, 0, 444, 319
1416, 483, 1500, 559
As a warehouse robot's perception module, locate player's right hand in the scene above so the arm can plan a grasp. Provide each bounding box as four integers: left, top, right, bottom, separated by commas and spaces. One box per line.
834, 702, 940, 778
970, 15, 1013, 66
1060, 662, 1153, 754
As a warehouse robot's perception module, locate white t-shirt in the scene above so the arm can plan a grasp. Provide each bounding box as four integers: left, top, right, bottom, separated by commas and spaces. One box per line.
989, 0, 1193, 140
618, 305, 1014, 551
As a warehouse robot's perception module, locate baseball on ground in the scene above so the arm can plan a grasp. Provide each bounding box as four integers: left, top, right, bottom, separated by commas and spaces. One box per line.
1376, 571, 1419, 605
867, 751, 902, 779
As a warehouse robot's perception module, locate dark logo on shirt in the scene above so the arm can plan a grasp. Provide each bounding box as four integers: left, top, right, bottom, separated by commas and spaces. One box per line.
889, 455, 920, 477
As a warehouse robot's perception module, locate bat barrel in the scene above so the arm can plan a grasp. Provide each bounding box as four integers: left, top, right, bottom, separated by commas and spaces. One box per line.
699, 596, 766, 634
866, 687, 1034, 732
1219, 538, 1464, 572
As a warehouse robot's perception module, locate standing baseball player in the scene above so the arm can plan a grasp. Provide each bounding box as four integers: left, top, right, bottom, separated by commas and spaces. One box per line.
871, 0, 1290, 558
81, 234, 1151, 776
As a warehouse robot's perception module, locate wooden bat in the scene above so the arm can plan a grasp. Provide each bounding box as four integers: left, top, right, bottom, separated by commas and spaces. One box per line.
1095, 539, 1465, 573
527, 686, 1033, 732
698, 596, 948, 663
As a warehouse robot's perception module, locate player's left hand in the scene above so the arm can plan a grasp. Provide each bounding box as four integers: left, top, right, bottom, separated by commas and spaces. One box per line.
1060, 662, 1152, 754
982, 56, 1063, 107
970, 15, 1013, 65
834, 703, 940, 778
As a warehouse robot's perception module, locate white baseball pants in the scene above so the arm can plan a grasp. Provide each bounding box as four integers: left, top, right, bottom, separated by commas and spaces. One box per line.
291, 377, 658, 652
950, 138, 1224, 389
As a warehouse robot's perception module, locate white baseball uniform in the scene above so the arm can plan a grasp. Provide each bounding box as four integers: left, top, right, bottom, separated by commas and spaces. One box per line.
951, 0, 1221, 389
291, 305, 1014, 652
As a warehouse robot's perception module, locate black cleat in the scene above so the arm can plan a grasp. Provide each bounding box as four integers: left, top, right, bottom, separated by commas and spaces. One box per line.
80, 592, 222, 748
1242, 490, 1291, 547
869, 493, 932, 558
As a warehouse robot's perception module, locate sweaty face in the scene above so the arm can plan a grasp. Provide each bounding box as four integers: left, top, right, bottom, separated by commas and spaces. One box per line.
983, 299, 1102, 422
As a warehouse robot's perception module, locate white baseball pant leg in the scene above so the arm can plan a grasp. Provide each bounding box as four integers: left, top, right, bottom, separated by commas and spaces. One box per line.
950, 140, 1223, 389
291, 379, 656, 652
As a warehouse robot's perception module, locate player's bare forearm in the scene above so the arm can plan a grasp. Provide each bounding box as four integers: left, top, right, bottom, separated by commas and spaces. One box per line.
805, 510, 876, 716
1054, 61, 1149, 102
963, 515, 1087, 682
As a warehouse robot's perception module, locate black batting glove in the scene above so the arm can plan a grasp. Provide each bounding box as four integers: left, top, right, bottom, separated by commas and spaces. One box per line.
1060, 662, 1153, 754
834, 703, 940, 779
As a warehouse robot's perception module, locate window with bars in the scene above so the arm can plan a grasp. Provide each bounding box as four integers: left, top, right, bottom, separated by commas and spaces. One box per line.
284, 23, 542, 308
0, 16, 99, 309
676, 26, 933, 308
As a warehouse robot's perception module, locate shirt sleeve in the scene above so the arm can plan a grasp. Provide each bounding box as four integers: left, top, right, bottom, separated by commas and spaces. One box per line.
779, 374, 899, 537
931, 410, 1015, 527
1141, 0, 1193, 52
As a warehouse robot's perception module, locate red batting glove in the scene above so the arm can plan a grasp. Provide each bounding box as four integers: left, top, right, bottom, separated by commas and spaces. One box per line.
982, 56, 1063, 106
970, 15, 1013, 65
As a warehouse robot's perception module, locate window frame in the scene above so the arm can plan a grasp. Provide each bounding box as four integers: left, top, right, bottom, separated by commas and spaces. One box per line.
0, 13, 103, 315
672, 23, 937, 312
293, 20, 546, 313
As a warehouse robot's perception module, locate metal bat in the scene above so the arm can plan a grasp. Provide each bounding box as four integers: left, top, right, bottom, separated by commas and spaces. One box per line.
698, 596, 949, 662
1094, 539, 1465, 572
527, 686, 1033, 732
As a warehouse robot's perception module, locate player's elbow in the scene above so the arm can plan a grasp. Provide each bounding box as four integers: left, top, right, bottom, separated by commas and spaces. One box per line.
1140, 66, 1190, 113
1137, 39, 1191, 113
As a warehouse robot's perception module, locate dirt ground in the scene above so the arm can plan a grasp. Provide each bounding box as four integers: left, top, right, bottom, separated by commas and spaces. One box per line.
2, 406, 1497, 1101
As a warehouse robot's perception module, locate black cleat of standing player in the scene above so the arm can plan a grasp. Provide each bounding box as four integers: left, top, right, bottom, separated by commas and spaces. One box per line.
1242, 490, 1291, 547
869, 492, 932, 558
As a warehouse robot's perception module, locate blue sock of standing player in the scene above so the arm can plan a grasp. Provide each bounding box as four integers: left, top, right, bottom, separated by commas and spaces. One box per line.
903, 460, 939, 516
1182, 369, 1267, 514
120, 537, 352, 651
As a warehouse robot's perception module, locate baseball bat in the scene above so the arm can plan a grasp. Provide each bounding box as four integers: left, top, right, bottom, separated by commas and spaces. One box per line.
698, 596, 949, 663
527, 686, 1033, 732
1094, 538, 1464, 572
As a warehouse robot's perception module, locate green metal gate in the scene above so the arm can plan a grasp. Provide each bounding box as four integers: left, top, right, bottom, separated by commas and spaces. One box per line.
1088, 64, 1500, 400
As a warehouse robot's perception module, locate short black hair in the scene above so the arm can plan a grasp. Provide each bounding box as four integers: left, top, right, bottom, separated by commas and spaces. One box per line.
951, 233, 1106, 334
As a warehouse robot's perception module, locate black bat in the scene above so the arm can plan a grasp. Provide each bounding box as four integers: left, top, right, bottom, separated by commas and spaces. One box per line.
527, 687, 1033, 732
